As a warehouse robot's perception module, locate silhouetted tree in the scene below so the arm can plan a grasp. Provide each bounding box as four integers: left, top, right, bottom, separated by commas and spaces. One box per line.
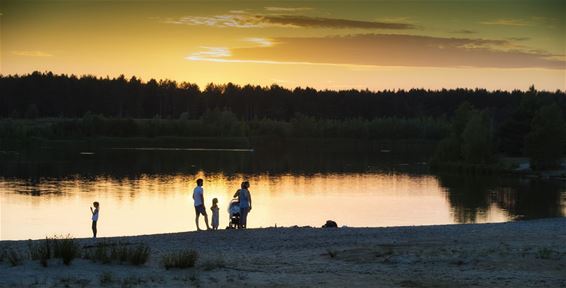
461, 111, 494, 164
433, 103, 496, 164
1, 71, 565, 159
525, 104, 566, 170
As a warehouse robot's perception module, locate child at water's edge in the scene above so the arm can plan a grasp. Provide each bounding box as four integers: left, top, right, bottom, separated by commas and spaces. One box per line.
90, 201, 100, 238
211, 198, 219, 230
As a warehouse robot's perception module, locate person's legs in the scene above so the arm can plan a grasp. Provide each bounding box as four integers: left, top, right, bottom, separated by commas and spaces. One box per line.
239, 208, 248, 229
195, 205, 209, 230
195, 206, 201, 230
203, 212, 210, 230
92, 221, 97, 238
213, 213, 219, 230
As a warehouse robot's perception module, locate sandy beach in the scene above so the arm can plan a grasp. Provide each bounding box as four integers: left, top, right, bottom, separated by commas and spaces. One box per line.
1, 218, 565, 287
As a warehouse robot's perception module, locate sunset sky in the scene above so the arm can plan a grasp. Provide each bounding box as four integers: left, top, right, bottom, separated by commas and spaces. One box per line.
1, 0, 565, 91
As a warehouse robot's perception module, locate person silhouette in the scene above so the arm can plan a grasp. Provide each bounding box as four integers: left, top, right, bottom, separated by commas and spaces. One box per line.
193, 179, 210, 231
90, 201, 100, 238
211, 198, 219, 230
236, 181, 252, 229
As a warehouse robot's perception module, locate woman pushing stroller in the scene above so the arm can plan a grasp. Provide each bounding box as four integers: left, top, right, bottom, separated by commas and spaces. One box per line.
233, 181, 252, 229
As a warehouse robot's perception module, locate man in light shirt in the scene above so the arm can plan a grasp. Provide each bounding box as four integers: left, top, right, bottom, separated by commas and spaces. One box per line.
193, 178, 210, 231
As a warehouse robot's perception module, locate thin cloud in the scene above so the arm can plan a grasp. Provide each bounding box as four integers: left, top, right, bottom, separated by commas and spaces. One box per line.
186, 47, 230, 61
187, 34, 565, 70
229, 10, 248, 14
264, 7, 312, 12
244, 38, 273, 47
167, 14, 415, 29
507, 37, 530, 41
263, 15, 416, 29
452, 29, 476, 34
481, 18, 530, 26
166, 15, 266, 28
11, 50, 53, 57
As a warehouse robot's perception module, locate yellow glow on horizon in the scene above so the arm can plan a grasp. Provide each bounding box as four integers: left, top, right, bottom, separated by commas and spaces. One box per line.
1, 0, 564, 91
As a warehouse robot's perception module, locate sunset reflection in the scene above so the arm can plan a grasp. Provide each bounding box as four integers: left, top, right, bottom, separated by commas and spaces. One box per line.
0, 172, 518, 240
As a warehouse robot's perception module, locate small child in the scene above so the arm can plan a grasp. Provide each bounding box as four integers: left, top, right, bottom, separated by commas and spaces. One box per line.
90, 201, 100, 238
211, 198, 219, 230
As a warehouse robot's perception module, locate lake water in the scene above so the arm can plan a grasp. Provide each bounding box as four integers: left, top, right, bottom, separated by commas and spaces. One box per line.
1, 144, 564, 240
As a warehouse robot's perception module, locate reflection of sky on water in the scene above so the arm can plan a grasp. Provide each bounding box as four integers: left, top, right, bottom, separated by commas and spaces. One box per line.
1, 147, 564, 240
3, 171, 562, 240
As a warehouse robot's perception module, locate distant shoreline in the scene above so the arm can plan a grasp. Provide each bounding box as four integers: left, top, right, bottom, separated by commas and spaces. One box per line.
2, 218, 565, 287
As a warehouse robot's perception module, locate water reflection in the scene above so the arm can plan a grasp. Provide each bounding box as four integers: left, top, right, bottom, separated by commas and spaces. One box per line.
0, 146, 564, 240
437, 174, 565, 223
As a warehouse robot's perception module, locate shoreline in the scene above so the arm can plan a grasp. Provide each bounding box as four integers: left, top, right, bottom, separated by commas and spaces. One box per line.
1, 218, 565, 287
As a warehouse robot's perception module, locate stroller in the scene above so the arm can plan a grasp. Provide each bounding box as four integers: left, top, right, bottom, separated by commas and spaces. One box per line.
227, 198, 240, 229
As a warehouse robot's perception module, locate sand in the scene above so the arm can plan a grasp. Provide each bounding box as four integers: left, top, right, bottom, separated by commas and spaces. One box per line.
1, 218, 565, 287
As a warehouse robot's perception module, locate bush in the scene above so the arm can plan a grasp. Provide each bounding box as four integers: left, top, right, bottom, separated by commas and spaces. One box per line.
7, 249, 23, 266
28, 238, 51, 267
110, 244, 128, 263
127, 245, 150, 266
95, 243, 112, 264
536, 247, 560, 260
52, 236, 80, 265
162, 250, 199, 269
84, 242, 150, 266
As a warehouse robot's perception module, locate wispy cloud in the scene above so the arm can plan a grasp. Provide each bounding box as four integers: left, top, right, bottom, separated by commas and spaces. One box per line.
186, 47, 230, 61
244, 37, 274, 47
187, 34, 565, 70
166, 15, 265, 28
481, 16, 561, 29
11, 50, 53, 57
264, 15, 416, 29
507, 37, 530, 41
167, 14, 415, 30
229, 10, 248, 14
452, 29, 476, 34
264, 7, 312, 12
480, 18, 530, 26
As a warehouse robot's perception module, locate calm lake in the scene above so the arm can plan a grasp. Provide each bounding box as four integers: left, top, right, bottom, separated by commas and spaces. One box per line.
1, 142, 565, 240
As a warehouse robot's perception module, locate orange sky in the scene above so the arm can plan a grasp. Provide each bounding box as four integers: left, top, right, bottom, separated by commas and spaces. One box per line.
1, 0, 565, 91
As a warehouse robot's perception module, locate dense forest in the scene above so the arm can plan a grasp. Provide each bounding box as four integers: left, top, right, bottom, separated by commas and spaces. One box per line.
1, 71, 565, 120
1, 72, 565, 170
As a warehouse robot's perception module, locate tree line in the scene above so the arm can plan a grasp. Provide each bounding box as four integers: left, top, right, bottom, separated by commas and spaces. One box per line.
1, 71, 565, 169
1, 71, 564, 121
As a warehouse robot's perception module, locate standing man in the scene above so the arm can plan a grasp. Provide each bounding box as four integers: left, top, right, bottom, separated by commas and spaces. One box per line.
193, 178, 210, 231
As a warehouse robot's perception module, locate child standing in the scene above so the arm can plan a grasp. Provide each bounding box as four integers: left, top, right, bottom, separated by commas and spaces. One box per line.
211, 198, 219, 230
90, 201, 100, 238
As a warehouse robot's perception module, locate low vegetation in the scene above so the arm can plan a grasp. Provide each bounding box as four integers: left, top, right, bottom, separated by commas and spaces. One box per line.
536, 247, 561, 260
52, 235, 80, 265
83, 241, 150, 266
28, 238, 51, 267
126, 245, 151, 266
0, 247, 6, 263
161, 249, 199, 269
7, 248, 23, 266
27, 235, 80, 266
